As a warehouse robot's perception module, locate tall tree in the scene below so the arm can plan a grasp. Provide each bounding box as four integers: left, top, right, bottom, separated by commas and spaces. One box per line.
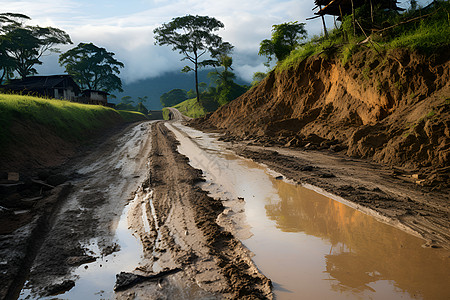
0, 13, 29, 81
208, 55, 235, 90
59, 43, 124, 93
153, 15, 232, 102
259, 21, 307, 63
0, 13, 71, 79
160, 89, 188, 107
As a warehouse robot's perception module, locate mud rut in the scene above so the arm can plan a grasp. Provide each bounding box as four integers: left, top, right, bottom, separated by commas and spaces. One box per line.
124, 122, 271, 299
10, 122, 154, 299
11, 121, 271, 300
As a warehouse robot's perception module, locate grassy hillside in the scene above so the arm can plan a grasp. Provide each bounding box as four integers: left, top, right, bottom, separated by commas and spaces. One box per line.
163, 97, 207, 119
0, 94, 147, 145
278, 1, 450, 72
0, 94, 147, 169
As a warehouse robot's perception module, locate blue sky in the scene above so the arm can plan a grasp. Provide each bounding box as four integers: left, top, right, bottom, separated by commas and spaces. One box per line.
1, 0, 433, 83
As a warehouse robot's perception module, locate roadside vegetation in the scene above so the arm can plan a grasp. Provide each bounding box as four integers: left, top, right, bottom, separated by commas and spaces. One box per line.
159, 1, 450, 119
0, 93, 147, 150
162, 97, 207, 119
276, 1, 450, 72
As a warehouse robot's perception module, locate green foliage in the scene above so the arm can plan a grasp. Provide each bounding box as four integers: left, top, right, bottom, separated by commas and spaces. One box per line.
59, 42, 124, 93
385, 4, 450, 53
277, 42, 318, 71
259, 21, 307, 63
205, 51, 248, 108
115, 102, 135, 111
153, 15, 232, 102
208, 55, 235, 88
166, 97, 208, 119
117, 110, 148, 122
115, 95, 150, 115
251, 72, 267, 86
275, 1, 450, 71
0, 13, 71, 79
0, 93, 134, 149
136, 102, 148, 114
341, 42, 358, 65
137, 96, 148, 103
160, 88, 188, 107
120, 96, 134, 104
215, 82, 247, 106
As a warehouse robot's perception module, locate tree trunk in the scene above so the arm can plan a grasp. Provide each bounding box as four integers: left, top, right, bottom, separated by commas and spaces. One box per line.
319, 5, 329, 38
351, 0, 356, 37
194, 54, 200, 103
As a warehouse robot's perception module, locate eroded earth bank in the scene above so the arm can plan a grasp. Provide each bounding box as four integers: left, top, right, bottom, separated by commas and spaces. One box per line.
193, 49, 450, 251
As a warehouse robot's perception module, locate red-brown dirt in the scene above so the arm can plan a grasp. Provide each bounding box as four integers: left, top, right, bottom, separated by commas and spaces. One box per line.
196, 49, 450, 187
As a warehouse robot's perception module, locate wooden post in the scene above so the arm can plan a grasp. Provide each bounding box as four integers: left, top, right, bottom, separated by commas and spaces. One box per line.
351, 0, 356, 37
370, 0, 374, 25
319, 5, 329, 38
339, 5, 346, 42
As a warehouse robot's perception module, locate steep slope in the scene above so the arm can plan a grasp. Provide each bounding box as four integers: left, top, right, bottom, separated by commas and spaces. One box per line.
198, 49, 450, 186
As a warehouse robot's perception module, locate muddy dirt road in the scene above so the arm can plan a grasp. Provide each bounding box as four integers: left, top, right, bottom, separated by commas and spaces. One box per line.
3, 122, 153, 299
2, 108, 449, 299
5, 118, 270, 300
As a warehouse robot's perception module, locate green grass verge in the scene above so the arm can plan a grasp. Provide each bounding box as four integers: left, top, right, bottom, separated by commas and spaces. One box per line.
163, 98, 208, 119
277, 1, 450, 71
0, 93, 146, 150
117, 110, 148, 122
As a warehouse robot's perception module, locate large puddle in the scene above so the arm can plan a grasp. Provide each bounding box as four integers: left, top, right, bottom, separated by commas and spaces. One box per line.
168, 123, 450, 300
19, 195, 144, 299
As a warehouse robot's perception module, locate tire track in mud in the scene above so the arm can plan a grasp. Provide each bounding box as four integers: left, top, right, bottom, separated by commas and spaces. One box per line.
11, 122, 154, 299
130, 122, 272, 299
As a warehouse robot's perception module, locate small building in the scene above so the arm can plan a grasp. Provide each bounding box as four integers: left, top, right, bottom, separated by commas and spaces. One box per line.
2, 75, 81, 101
80, 90, 109, 106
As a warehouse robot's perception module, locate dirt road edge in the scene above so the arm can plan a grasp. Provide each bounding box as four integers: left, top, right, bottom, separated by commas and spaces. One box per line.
140, 122, 272, 299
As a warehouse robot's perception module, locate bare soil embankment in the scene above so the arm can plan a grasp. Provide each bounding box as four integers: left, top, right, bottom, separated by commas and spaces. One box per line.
123, 122, 271, 299
192, 49, 450, 249
196, 49, 449, 186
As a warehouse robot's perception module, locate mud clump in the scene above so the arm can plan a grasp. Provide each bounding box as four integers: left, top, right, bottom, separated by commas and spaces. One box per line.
193, 49, 450, 187
141, 122, 272, 299
44, 280, 75, 296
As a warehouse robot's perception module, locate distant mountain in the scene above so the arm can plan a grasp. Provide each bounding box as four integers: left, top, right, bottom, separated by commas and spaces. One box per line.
114, 70, 249, 110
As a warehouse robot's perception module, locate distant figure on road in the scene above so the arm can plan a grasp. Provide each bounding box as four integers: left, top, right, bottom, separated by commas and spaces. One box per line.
168, 111, 173, 120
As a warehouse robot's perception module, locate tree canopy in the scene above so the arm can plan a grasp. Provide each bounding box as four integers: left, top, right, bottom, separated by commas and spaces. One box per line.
259, 21, 307, 63
153, 15, 232, 102
0, 13, 71, 80
59, 42, 124, 93
208, 54, 235, 89
160, 89, 188, 107
251, 72, 267, 86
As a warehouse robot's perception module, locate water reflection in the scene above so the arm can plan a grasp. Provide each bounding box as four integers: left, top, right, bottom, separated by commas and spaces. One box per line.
170, 123, 450, 300
265, 178, 450, 299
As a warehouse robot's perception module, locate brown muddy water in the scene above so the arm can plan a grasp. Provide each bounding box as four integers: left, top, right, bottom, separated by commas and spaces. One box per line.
167, 123, 450, 300
19, 195, 143, 299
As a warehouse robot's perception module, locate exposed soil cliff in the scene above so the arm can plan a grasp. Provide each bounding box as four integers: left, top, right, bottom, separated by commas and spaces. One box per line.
197, 49, 450, 186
